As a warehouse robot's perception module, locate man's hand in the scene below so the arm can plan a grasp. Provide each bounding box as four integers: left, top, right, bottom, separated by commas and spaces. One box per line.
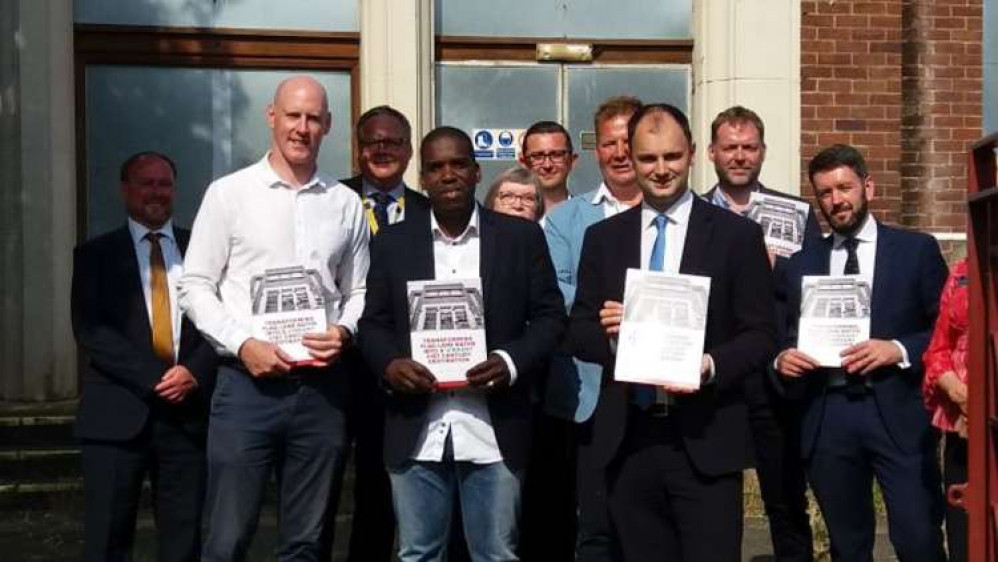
302, 325, 351, 367
238, 338, 293, 378
776, 348, 821, 378
385, 358, 436, 394
600, 300, 623, 339
467, 355, 511, 390
937, 371, 968, 415
840, 339, 902, 375
155, 365, 198, 403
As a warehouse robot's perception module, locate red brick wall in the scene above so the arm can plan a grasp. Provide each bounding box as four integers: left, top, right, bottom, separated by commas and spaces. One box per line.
800, 0, 982, 232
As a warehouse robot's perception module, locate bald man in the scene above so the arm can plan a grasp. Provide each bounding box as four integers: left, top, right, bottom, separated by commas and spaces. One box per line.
181, 76, 370, 561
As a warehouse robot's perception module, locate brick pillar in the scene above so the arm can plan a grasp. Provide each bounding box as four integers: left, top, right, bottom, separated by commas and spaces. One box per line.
900, 0, 983, 233
801, 0, 904, 224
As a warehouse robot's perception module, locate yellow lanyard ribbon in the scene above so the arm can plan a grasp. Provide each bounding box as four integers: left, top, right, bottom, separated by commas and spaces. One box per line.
364, 193, 405, 235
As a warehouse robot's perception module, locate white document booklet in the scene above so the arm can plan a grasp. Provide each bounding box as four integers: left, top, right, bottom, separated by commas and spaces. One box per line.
746, 192, 813, 258
249, 265, 329, 366
614, 269, 711, 390
796, 275, 872, 366
408, 278, 488, 389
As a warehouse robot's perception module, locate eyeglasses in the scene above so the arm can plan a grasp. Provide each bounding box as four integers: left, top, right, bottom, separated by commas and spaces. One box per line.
359, 137, 409, 150
497, 192, 538, 206
524, 150, 571, 166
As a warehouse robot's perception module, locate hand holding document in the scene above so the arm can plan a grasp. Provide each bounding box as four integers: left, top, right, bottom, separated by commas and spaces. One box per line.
746, 192, 812, 258
796, 275, 872, 367
614, 269, 711, 391
408, 278, 488, 389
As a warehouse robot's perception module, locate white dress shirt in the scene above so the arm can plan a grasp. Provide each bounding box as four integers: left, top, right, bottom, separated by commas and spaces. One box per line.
592, 181, 633, 219
362, 180, 407, 226
128, 218, 183, 360
179, 154, 370, 356
413, 206, 514, 465
828, 215, 910, 368
639, 190, 693, 275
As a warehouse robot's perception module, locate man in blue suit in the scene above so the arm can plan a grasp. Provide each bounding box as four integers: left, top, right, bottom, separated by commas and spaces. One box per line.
543, 95, 641, 561
775, 144, 948, 562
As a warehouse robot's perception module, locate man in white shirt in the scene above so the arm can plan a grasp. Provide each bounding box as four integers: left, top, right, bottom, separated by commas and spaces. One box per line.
179, 75, 369, 561
358, 126, 565, 561
72, 151, 217, 562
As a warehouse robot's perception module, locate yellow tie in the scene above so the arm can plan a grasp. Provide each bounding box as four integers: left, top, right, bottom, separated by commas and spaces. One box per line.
147, 232, 174, 364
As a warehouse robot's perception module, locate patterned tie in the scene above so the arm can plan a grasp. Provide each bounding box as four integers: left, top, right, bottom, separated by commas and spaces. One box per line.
146, 232, 174, 364
843, 237, 860, 275
371, 192, 393, 232
634, 213, 669, 410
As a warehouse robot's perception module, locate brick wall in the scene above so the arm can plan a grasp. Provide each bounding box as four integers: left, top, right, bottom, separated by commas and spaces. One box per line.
800, 0, 983, 232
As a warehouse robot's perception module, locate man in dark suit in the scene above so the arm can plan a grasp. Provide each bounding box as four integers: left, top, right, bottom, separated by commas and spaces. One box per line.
570, 104, 776, 562
359, 126, 565, 561
321, 105, 427, 562
703, 105, 819, 562
775, 144, 948, 562
72, 151, 217, 562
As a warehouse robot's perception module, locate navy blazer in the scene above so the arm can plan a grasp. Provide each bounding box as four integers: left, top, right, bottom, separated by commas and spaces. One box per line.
570, 196, 777, 476
358, 201, 566, 471
72, 226, 218, 441
776, 222, 948, 455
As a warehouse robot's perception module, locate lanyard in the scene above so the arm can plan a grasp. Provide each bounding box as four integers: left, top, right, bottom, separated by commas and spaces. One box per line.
363, 193, 406, 235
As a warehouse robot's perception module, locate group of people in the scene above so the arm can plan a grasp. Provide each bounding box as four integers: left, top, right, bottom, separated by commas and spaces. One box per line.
71, 73, 970, 562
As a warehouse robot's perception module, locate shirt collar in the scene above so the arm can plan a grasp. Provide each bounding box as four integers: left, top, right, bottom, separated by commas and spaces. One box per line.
257, 152, 331, 192
710, 182, 762, 213
362, 179, 406, 201
831, 213, 878, 248
128, 217, 175, 246
640, 189, 694, 228
431, 205, 480, 244
591, 181, 620, 206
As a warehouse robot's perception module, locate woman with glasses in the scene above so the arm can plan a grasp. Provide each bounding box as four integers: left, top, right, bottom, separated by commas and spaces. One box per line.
484, 167, 545, 222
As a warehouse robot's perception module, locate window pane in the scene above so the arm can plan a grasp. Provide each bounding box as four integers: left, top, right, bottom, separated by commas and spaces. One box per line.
565, 66, 690, 195
437, 0, 691, 40
435, 64, 560, 199
75, 0, 358, 32
85, 66, 353, 237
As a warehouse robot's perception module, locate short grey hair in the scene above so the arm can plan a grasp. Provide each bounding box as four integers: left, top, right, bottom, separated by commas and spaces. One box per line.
484, 166, 545, 220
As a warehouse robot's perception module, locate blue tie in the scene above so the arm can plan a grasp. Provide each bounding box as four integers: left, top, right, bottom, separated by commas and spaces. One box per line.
633, 213, 668, 410
649, 213, 667, 271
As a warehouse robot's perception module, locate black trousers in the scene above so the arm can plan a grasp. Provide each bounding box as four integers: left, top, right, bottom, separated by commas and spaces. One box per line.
943, 433, 967, 562
749, 382, 813, 562
520, 410, 577, 561
82, 417, 206, 562
608, 413, 742, 562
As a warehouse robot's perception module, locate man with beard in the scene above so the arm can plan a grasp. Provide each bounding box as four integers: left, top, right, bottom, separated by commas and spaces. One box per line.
519, 120, 578, 221
703, 106, 818, 562
775, 144, 948, 562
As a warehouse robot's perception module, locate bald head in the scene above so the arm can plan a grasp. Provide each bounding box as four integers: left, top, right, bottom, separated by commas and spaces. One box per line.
267, 75, 332, 183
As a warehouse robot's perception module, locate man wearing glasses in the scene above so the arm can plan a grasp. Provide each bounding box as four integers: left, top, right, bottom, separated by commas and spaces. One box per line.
519, 121, 578, 222
320, 105, 431, 562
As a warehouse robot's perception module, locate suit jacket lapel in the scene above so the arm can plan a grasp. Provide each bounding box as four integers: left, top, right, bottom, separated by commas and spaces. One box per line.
679, 196, 712, 276
869, 225, 894, 335
408, 200, 435, 282
479, 208, 498, 299
614, 207, 642, 298
112, 227, 153, 345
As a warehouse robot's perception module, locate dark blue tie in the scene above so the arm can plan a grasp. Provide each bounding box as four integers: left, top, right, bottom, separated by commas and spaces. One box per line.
633, 213, 668, 410
371, 192, 393, 231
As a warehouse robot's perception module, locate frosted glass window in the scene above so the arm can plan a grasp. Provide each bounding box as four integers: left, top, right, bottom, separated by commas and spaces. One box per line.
85, 66, 353, 237
435, 65, 560, 200
75, 0, 358, 32
437, 0, 691, 40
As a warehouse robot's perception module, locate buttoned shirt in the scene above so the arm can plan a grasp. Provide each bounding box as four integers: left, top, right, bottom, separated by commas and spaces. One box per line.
709, 182, 759, 214
179, 154, 370, 356
592, 181, 632, 219
413, 206, 515, 464
639, 190, 693, 274
362, 180, 406, 226
128, 218, 183, 360
828, 215, 910, 368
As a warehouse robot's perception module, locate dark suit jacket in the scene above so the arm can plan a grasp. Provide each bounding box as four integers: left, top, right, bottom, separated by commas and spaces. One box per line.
358, 203, 566, 471
72, 226, 218, 441
569, 196, 777, 476
776, 223, 948, 456
340, 174, 429, 216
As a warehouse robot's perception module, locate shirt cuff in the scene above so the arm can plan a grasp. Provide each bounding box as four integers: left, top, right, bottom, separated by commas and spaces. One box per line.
491, 350, 518, 385
891, 340, 911, 369
704, 353, 716, 384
